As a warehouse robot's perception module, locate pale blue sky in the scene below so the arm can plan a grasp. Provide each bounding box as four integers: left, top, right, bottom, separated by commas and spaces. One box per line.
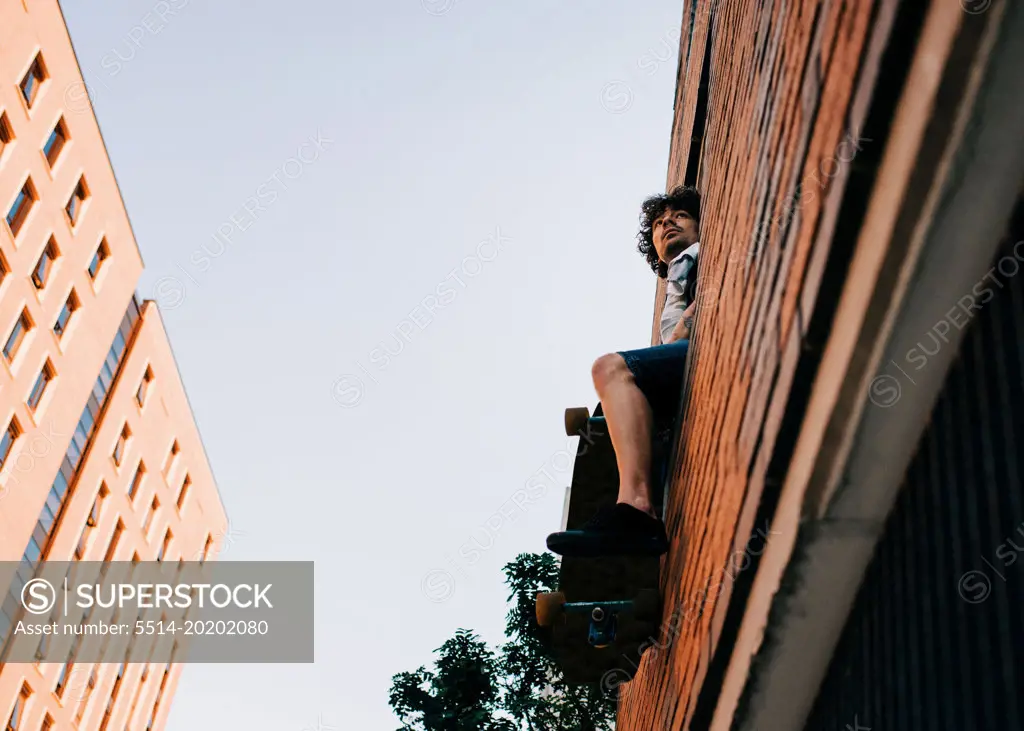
59, 1, 683, 727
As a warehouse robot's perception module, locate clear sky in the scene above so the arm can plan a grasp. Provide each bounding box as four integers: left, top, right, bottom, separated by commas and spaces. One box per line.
58, 0, 683, 727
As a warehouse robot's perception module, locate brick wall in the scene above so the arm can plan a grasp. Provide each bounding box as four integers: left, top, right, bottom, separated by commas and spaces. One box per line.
621, 0, 885, 727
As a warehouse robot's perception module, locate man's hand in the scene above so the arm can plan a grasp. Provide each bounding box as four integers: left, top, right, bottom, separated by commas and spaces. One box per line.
665, 301, 696, 343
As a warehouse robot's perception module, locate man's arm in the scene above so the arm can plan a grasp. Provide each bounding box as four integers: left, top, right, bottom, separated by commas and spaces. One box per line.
664, 301, 696, 344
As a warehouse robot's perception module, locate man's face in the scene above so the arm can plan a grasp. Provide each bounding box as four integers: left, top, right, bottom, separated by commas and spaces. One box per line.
652, 207, 699, 263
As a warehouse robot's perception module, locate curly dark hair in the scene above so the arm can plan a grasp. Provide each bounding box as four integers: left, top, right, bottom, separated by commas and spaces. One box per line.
636, 185, 701, 278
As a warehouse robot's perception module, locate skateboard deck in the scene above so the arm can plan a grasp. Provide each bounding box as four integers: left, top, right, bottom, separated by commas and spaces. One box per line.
538, 404, 673, 687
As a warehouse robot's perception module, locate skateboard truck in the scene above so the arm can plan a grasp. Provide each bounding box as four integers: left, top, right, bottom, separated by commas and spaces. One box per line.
571, 600, 632, 648
536, 592, 659, 649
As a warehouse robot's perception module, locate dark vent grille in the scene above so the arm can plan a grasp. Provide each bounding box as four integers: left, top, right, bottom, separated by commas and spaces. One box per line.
805, 204, 1024, 730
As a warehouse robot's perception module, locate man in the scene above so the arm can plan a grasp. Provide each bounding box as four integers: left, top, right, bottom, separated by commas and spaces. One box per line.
546, 185, 701, 557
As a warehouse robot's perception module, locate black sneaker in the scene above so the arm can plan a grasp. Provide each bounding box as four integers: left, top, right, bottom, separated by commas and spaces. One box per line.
546, 503, 669, 557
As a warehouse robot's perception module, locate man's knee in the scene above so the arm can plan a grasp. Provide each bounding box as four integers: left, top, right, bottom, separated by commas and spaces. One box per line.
592, 353, 631, 392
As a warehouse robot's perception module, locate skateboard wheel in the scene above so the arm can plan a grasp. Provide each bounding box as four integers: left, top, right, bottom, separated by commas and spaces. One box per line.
632, 589, 661, 623
564, 407, 591, 436
535, 592, 566, 628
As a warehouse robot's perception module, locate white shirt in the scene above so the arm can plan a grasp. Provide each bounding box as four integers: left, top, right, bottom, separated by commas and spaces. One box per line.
659, 242, 699, 345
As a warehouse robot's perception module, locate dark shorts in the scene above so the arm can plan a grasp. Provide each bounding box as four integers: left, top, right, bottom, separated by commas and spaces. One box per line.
616, 339, 690, 428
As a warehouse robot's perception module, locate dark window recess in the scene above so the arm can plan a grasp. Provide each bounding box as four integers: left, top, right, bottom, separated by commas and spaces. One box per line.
20, 56, 46, 107
684, 19, 714, 189
32, 238, 58, 289
6, 180, 36, 237
88, 238, 109, 278
43, 118, 67, 166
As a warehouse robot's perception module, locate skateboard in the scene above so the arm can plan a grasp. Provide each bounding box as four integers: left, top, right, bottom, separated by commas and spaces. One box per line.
535, 404, 674, 687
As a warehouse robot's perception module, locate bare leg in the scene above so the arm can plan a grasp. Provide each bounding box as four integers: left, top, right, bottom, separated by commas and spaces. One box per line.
591, 354, 656, 516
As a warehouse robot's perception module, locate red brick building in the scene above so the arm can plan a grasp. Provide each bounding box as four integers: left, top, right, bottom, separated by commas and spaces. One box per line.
619, 0, 1024, 729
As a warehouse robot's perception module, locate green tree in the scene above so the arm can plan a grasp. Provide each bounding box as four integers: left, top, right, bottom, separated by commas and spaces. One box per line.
389, 554, 616, 731
497, 553, 615, 731
389, 629, 514, 731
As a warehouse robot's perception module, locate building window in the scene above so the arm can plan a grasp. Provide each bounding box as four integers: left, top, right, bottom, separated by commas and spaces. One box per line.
76, 483, 108, 559
19, 55, 47, 108
113, 424, 130, 466
31, 236, 59, 289
103, 521, 124, 562
143, 497, 159, 536
0, 252, 8, 287
5, 684, 30, 731
88, 483, 108, 527
157, 529, 172, 562
27, 360, 55, 410
53, 290, 78, 338
0, 112, 13, 157
40, 715, 53, 731
0, 419, 21, 471
55, 662, 72, 697
201, 535, 213, 563
73, 526, 86, 561
42, 117, 68, 167
128, 461, 145, 499
136, 367, 153, 407
75, 518, 90, 561
177, 474, 191, 511
88, 237, 110, 279
3, 310, 32, 362
163, 440, 179, 476
65, 177, 89, 226
6, 179, 36, 237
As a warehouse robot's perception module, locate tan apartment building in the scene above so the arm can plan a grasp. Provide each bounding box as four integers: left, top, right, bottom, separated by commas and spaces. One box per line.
0, 1, 227, 729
